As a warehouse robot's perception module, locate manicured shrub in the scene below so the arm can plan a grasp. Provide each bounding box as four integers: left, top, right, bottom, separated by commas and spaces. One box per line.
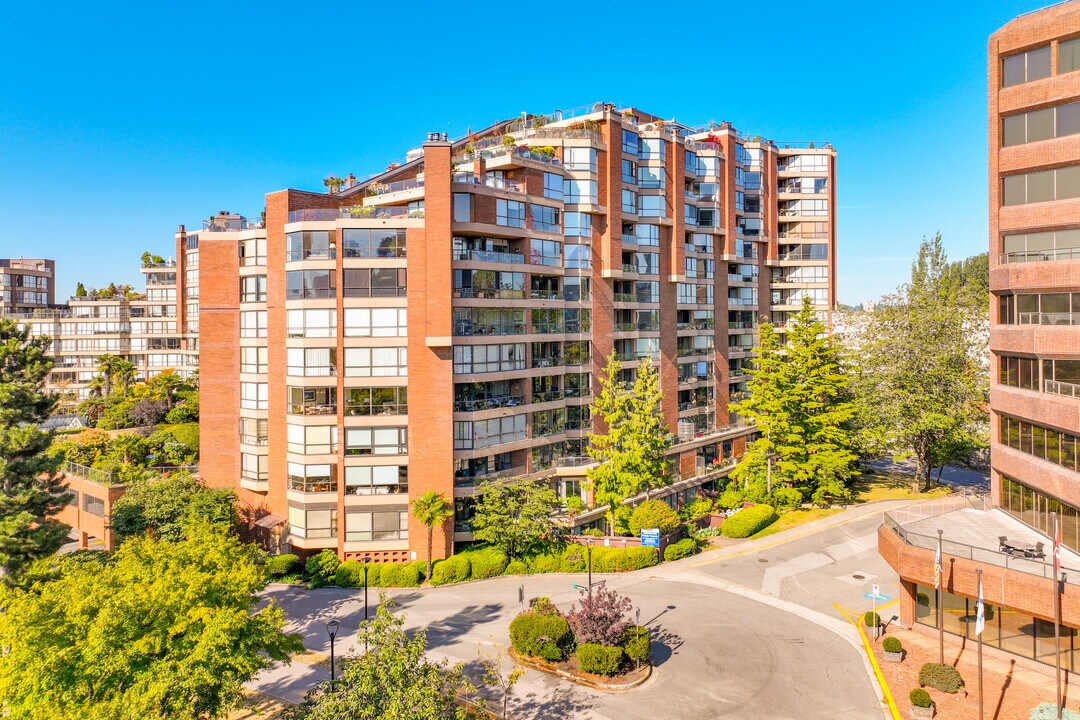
628, 500, 682, 538
467, 548, 509, 579
577, 643, 624, 676
718, 489, 744, 510
431, 555, 471, 586
165, 402, 198, 424
334, 560, 361, 587
623, 625, 651, 664
509, 612, 574, 662
379, 563, 403, 587
305, 549, 341, 588
505, 560, 528, 575
560, 545, 587, 572
531, 553, 562, 574
664, 538, 698, 562
266, 553, 300, 577
863, 611, 880, 628
919, 662, 964, 693
581, 528, 604, 537
772, 488, 803, 508
591, 546, 658, 572
883, 637, 902, 653
721, 505, 778, 538
397, 562, 422, 587
1030, 703, 1080, 720
909, 689, 932, 708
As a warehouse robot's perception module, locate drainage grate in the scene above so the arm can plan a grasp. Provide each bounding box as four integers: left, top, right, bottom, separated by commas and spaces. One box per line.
853, 574, 865, 580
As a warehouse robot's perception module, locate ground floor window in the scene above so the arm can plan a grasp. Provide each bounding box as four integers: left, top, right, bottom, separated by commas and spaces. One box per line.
915, 583, 1080, 669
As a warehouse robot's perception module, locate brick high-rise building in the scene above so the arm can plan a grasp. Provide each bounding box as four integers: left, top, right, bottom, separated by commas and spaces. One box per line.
0, 258, 55, 314
196, 103, 837, 563
881, 2, 1080, 674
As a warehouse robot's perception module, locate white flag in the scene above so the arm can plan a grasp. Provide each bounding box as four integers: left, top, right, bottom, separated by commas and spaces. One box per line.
934, 543, 942, 590
975, 579, 985, 636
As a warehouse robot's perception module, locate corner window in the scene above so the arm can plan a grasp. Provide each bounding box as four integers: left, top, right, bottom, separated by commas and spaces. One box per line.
1002, 45, 1051, 87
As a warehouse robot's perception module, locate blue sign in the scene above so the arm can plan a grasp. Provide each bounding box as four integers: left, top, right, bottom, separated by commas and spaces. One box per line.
641, 529, 660, 548
863, 593, 890, 602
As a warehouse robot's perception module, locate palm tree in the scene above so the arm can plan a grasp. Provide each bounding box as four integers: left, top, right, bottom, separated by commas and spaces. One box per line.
86, 374, 106, 400
113, 359, 137, 396
411, 491, 453, 582
96, 354, 120, 396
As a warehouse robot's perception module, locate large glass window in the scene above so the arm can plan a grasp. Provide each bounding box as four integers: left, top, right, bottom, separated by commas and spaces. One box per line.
344, 387, 408, 416
286, 269, 335, 299
999, 415, 1080, 472
286, 231, 335, 262
529, 204, 560, 232
241, 382, 267, 410
343, 347, 407, 377
639, 195, 664, 218
343, 268, 406, 298
453, 193, 472, 222
566, 147, 596, 172
341, 229, 406, 258
634, 224, 659, 246
622, 190, 637, 215
287, 425, 337, 454
638, 166, 665, 189
287, 308, 336, 338
564, 212, 592, 237
543, 172, 563, 200
343, 308, 407, 337
288, 507, 338, 539
452, 308, 525, 336
241, 346, 267, 374
241, 453, 267, 482
287, 347, 336, 377
239, 238, 266, 267
454, 414, 527, 450
564, 244, 591, 270
529, 239, 561, 267
496, 200, 526, 228
345, 427, 407, 455
640, 137, 665, 161
564, 179, 597, 204
344, 508, 408, 539
344, 466, 407, 495
287, 463, 336, 493
1062, 38, 1080, 75
453, 344, 526, 373
287, 386, 336, 414
1002, 45, 1051, 87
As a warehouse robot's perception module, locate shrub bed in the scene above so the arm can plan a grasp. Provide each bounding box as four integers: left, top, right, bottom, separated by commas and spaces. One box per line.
266, 553, 300, 577
623, 625, 650, 664
431, 555, 471, 586
721, 505, 779, 538
918, 662, 964, 693
306, 549, 341, 588
577, 643, 625, 676
663, 538, 698, 562
464, 547, 509, 579
509, 612, 574, 662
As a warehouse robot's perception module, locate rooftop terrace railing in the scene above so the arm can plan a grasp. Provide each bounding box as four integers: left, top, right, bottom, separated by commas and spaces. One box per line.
883, 494, 1080, 586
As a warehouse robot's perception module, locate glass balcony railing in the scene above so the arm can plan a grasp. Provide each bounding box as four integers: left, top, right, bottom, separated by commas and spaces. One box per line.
454, 395, 525, 412
1045, 379, 1080, 398
452, 249, 525, 264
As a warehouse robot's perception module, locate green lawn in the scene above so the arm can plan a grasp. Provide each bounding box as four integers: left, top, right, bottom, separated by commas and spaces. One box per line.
850, 470, 952, 503
749, 507, 843, 539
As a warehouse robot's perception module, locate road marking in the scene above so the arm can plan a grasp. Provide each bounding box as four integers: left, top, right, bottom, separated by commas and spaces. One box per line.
759, 531, 878, 596
833, 603, 901, 720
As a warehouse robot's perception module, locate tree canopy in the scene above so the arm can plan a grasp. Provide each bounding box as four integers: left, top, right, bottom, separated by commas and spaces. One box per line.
0, 522, 302, 719
471, 476, 558, 559
730, 298, 858, 504
108, 471, 236, 544
0, 318, 71, 580
849, 235, 989, 490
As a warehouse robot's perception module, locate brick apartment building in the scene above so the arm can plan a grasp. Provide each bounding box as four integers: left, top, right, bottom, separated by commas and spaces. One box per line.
189, 103, 837, 563
880, 1, 1080, 673
0, 258, 54, 315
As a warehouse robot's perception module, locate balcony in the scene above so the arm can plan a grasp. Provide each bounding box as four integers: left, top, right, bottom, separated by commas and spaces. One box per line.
532, 389, 564, 404
999, 248, 1080, 265
728, 274, 757, 284
454, 395, 525, 412
454, 466, 526, 488
288, 404, 337, 416
454, 322, 526, 337
1017, 313, 1080, 326
451, 172, 525, 194
1045, 379, 1080, 398
368, 178, 424, 195
452, 288, 526, 300
453, 249, 525, 264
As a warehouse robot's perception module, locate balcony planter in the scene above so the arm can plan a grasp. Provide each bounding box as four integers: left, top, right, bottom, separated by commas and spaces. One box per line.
882, 637, 903, 662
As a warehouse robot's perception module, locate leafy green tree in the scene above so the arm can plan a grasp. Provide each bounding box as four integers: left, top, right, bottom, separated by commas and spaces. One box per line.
108, 471, 236, 543
471, 477, 558, 559
586, 356, 671, 533
0, 522, 302, 719
731, 298, 858, 504
74, 282, 86, 297
287, 601, 475, 720
0, 319, 71, 580
411, 491, 452, 581
850, 235, 988, 492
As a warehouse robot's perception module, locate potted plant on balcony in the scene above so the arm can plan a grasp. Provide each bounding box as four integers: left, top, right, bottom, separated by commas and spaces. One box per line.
883, 636, 903, 662
909, 689, 933, 718
862, 611, 882, 639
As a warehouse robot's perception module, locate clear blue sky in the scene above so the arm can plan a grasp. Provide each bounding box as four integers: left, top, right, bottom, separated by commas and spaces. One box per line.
0, 1, 1040, 303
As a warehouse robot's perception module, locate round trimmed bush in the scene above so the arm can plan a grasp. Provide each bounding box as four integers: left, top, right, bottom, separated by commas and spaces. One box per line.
168, 422, 199, 451
334, 560, 362, 587
505, 560, 528, 575
909, 689, 932, 708
679, 498, 714, 521
919, 662, 964, 693
628, 500, 682, 538
581, 528, 604, 537
863, 611, 880, 628
431, 555, 471, 586
663, 538, 698, 562
623, 625, 650, 664
509, 612, 574, 662
397, 562, 422, 587
379, 563, 403, 587
577, 643, 625, 676
468, 548, 509, 579
266, 553, 300, 577
883, 637, 902, 653
720, 505, 778, 538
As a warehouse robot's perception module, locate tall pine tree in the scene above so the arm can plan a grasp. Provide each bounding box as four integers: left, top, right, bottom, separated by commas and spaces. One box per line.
731, 298, 858, 504
0, 318, 71, 579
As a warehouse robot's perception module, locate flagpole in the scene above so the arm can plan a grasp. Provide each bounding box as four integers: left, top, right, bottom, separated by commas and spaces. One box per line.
1054, 512, 1062, 720
977, 568, 984, 720
938, 528, 944, 665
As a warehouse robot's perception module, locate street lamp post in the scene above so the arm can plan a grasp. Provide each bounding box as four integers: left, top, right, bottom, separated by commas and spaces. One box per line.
325, 619, 340, 684
586, 540, 593, 597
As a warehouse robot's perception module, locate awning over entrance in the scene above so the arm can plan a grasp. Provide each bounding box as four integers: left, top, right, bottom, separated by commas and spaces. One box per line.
254, 513, 286, 529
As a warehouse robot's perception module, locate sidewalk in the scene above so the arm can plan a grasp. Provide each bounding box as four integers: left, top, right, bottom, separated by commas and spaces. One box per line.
871, 625, 1077, 719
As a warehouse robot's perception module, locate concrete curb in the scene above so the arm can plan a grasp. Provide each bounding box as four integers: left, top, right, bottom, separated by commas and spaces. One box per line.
508, 648, 652, 691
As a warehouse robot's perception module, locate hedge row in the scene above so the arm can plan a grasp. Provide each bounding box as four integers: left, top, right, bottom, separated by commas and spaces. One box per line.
334, 560, 425, 588
720, 505, 779, 538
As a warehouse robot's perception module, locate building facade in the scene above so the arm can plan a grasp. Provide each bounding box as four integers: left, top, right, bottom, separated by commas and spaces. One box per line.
196, 104, 837, 563
880, 2, 1080, 673
0, 258, 55, 315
